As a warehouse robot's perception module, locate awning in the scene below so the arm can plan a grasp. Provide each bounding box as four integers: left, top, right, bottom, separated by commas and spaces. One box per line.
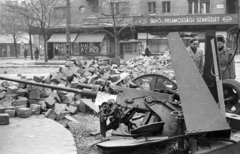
75, 33, 105, 43
47, 33, 78, 43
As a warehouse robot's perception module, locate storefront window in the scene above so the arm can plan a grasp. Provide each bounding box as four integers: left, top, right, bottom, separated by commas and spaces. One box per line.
54, 44, 65, 55
79, 42, 102, 55
73, 43, 79, 55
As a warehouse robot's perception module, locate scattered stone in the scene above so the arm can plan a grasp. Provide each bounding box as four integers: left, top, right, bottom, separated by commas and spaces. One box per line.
13, 97, 28, 107
0, 113, 9, 125
30, 104, 41, 115
5, 110, 15, 118
29, 90, 41, 100
44, 109, 57, 120
0, 91, 6, 99
45, 96, 56, 107
0, 106, 6, 113
1, 81, 10, 88
17, 108, 32, 118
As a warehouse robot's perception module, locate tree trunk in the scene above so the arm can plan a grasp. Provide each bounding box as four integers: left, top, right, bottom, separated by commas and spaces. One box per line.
29, 33, 33, 60
114, 36, 119, 58
13, 36, 18, 58
43, 34, 48, 62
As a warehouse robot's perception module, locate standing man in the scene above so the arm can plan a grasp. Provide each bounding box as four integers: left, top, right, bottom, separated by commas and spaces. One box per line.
2, 48, 6, 57
186, 38, 204, 75
216, 35, 236, 80
34, 47, 39, 61
145, 46, 151, 57
23, 48, 28, 60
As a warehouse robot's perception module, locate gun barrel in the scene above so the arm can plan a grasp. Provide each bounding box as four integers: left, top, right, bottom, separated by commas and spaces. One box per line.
0, 76, 97, 98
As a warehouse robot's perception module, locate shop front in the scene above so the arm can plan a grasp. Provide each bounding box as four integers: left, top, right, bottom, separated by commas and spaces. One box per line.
73, 33, 109, 59
133, 14, 239, 54
47, 33, 78, 59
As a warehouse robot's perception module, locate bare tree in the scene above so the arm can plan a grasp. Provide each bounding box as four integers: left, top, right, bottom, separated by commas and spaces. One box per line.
1, 2, 23, 58
27, 0, 64, 62
3, 2, 36, 60
99, 0, 130, 58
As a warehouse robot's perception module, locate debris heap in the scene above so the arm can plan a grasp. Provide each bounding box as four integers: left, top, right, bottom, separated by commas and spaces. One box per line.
0, 53, 175, 124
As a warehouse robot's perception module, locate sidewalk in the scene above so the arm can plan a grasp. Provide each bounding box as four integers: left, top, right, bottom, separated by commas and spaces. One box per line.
0, 115, 77, 154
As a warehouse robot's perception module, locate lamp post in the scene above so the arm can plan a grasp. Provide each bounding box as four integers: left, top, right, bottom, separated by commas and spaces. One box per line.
66, 0, 71, 60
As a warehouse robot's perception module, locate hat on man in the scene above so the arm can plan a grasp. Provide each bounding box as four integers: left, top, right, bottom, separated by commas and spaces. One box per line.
189, 38, 198, 43
217, 35, 225, 43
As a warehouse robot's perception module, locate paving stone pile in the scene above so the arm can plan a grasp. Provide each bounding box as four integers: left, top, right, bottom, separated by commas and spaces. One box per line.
0, 53, 175, 125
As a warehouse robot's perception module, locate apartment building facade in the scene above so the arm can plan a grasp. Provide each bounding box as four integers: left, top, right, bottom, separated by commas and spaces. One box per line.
47, 0, 239, 59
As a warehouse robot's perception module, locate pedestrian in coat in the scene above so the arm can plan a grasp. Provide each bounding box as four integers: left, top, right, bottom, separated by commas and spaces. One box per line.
186, 38, 204, 75
216, 35, 236, 80
34, 47, 39, 61
23, 48, 28, 60
145, 46, 151, 57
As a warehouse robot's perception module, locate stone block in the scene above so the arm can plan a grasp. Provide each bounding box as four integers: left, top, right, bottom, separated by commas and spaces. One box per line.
0, 91, 6, 99
88, 67, 96, 73
44, 109, 57, 120
78, 100, 89, 113
49, 90, 61, 103
28, 99, 40, 105
13, 97, 28, 107
5, 94, 18, 101
61, 67, 74, 81
51, 72, 62, 84
77, 68, 85, 75
39, 100, 47, 111
83, 71, 92, 78
0, 113, 9, 125
56, 112, 65, 121
30, 104, 41, 115
61, 93, 74, 104
79, 77, 88, 84
54, 103, 66, 113
5, 110, 15, 118
109, 74, 120, 83
26, 84, 40, 91
102, 71, 110, 80
1, 81, 10, 88
17, 108, 32, 118
42, 75, 51, 84
7, 86, 19, 94
67, 105, 78, 114
29, 90, 41, 100
0, 106, 6, 113
45, 96, 56, 107
40, 88, 52, 98
33, 76, 42, 83
2, 100, 14, 107
0, 87, 6, 92
17, 88, 27, 97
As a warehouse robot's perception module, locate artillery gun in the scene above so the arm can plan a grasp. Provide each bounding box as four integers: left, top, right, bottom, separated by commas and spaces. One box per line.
0, 32, 240, 154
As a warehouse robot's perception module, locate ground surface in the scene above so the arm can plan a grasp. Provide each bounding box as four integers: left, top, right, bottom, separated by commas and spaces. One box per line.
0, 116, 77, 154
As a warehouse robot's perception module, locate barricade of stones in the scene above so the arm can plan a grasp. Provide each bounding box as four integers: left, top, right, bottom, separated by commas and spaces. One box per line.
0, 54, 174, 125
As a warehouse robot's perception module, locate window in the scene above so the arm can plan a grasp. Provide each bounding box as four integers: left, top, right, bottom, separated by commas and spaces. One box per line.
54, 7, 66, 19
200, 0, 210, 14
162, 1, 170, 13
148, 2, 156, 14
188, 0, 210, 14
113, 2, 129, 16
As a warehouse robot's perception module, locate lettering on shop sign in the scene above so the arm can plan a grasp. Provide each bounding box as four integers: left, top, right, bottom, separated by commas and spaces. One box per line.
80, 43, 101, 55
133, 14, 237, 26
150, 16, 220, 24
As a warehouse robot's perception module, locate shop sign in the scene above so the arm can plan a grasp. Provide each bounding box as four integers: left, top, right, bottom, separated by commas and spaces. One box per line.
133, 14, 237, 26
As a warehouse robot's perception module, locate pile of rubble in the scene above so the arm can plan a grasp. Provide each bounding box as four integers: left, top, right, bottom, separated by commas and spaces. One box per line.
0, 53, 175, 125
